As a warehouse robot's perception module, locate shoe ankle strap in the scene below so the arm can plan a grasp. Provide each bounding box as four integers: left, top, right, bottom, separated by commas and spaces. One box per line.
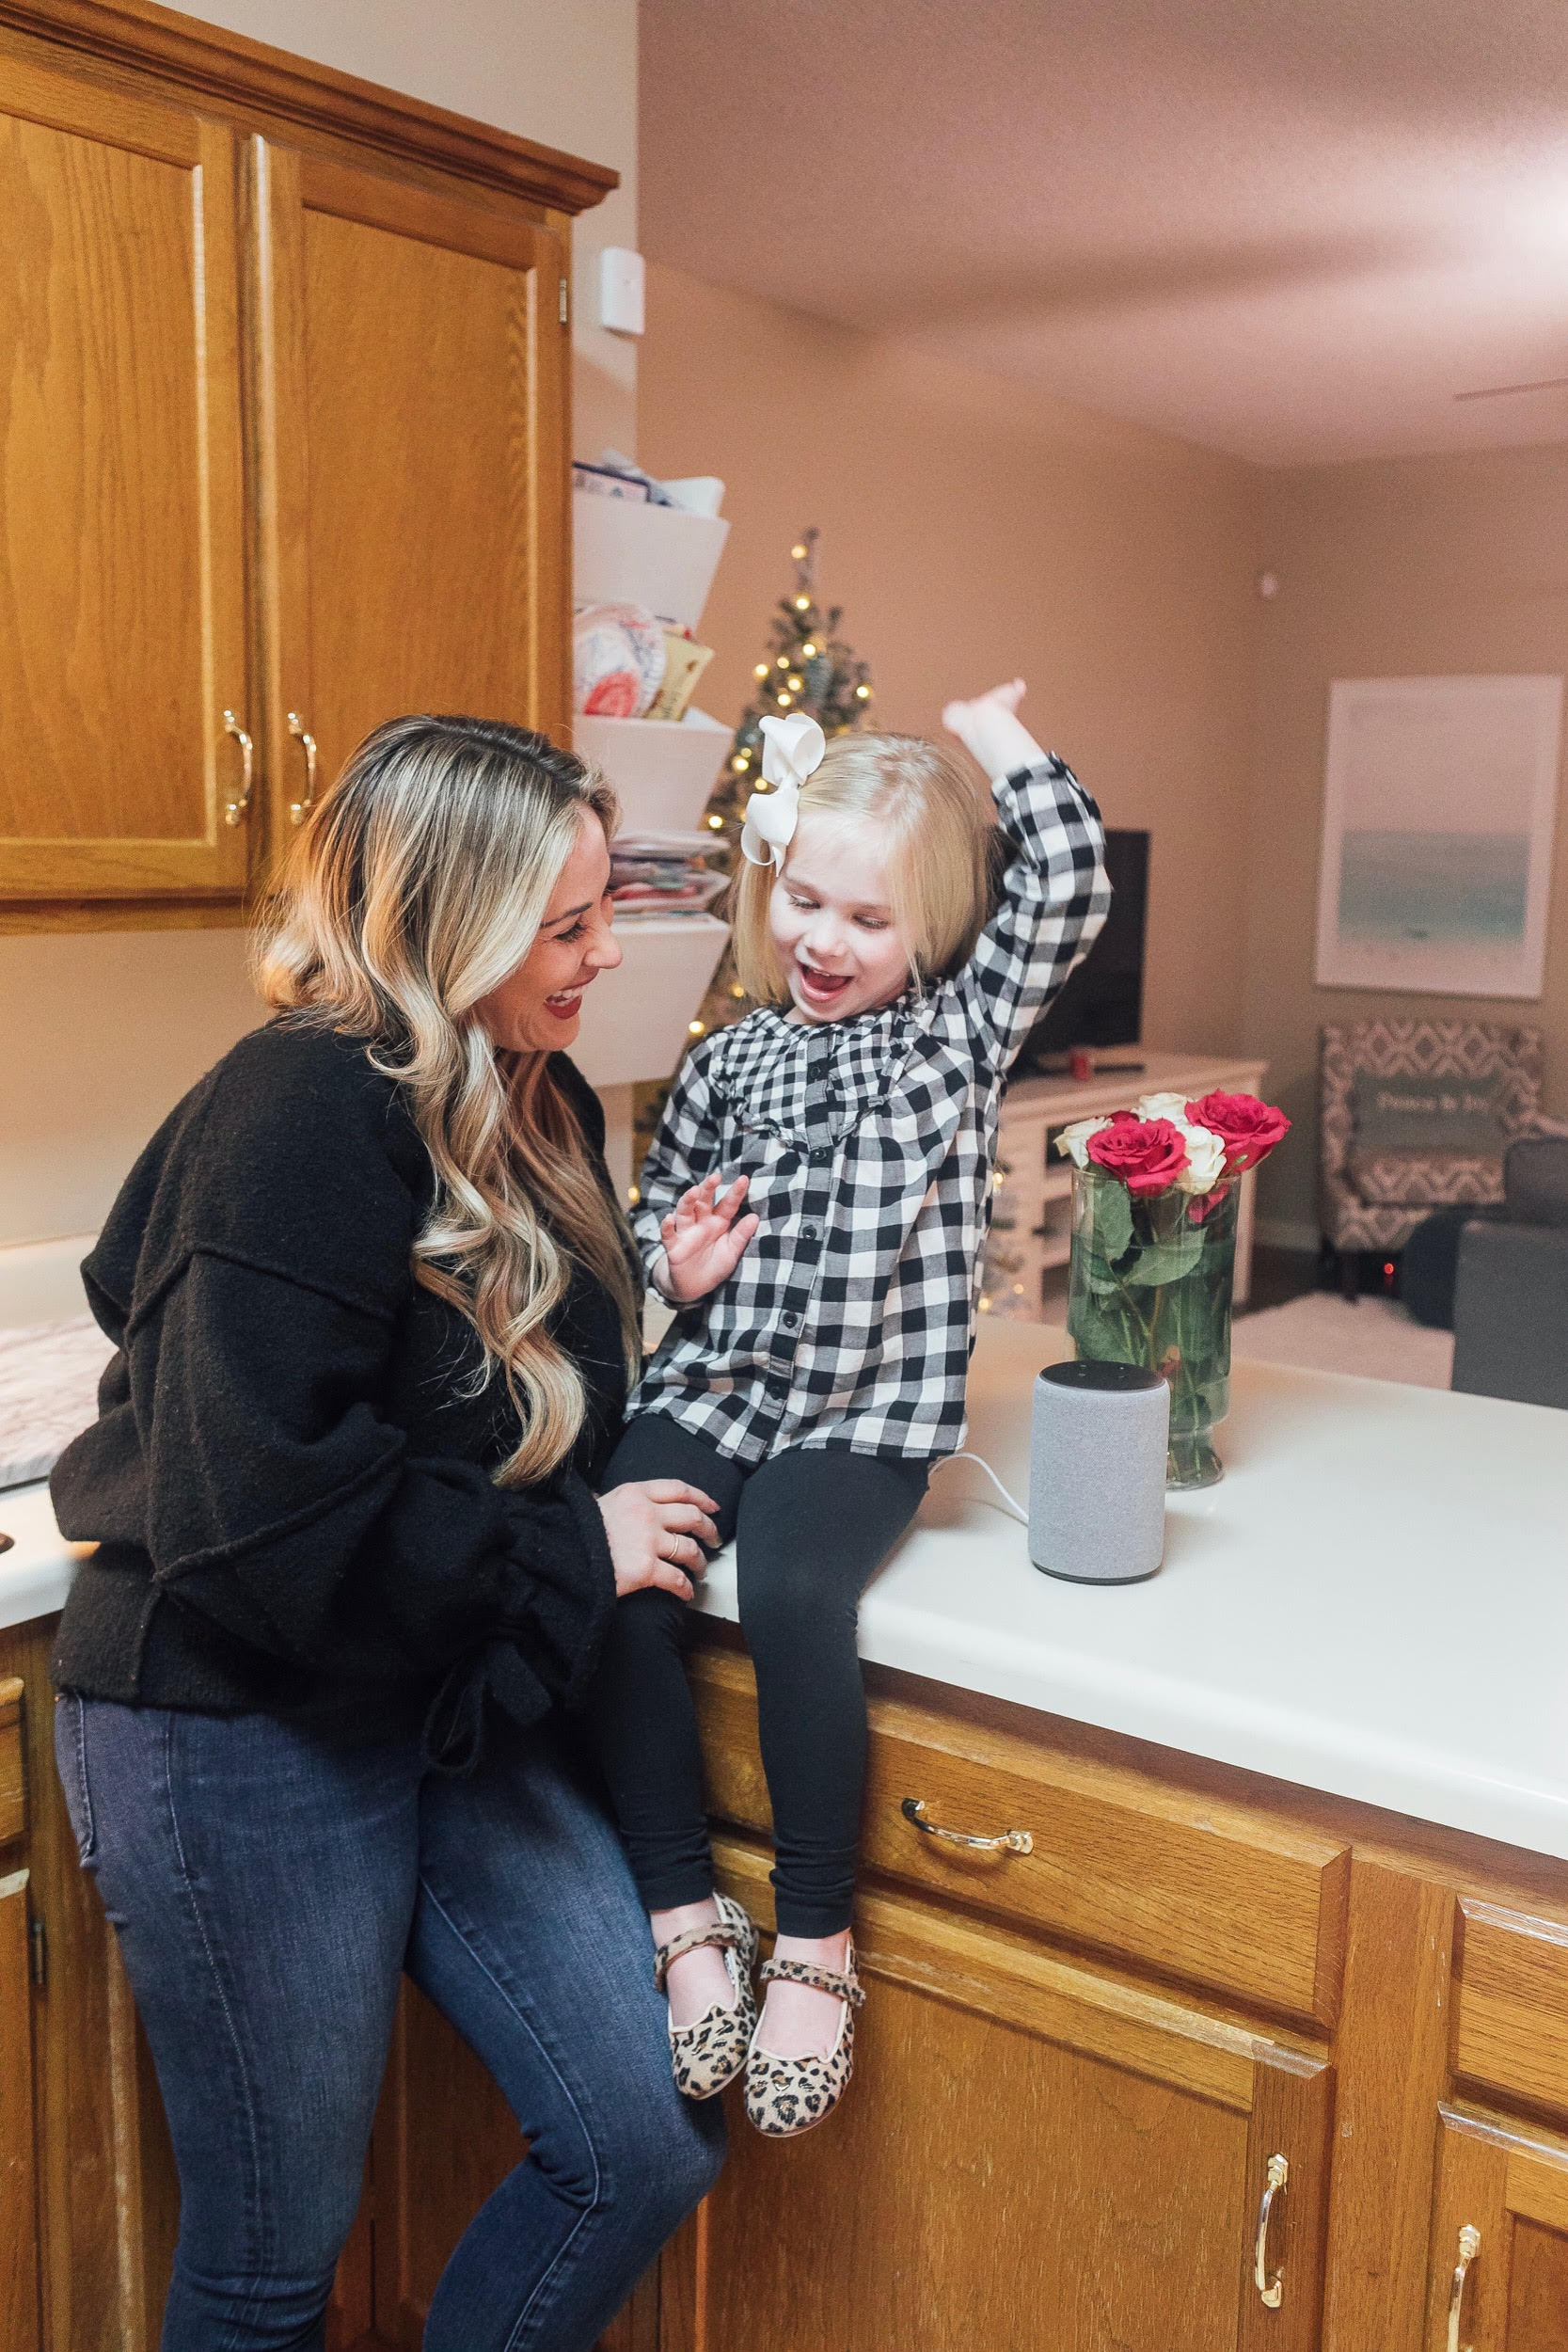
653, 1915, 745, 1994
758, 1954, 866, 2009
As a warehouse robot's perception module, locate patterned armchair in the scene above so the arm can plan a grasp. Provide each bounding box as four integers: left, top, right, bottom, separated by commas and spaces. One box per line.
1319, 1019, 1543, 1298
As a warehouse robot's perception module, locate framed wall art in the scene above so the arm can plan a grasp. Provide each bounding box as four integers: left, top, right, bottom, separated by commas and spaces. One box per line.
1314, 674, 1562, 997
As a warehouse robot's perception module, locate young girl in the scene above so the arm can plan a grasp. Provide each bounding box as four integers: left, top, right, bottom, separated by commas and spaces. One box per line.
585, 682, 1110, 2137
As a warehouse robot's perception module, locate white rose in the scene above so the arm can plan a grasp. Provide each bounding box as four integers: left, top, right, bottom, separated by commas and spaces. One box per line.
1171, 1118, 1227, 1194
1053, 1115, 1112, 1169
1134, 1090, 1191, 1123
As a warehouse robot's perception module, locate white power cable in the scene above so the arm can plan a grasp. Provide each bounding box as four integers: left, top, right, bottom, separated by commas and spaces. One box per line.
930, 1450, 1029, 1527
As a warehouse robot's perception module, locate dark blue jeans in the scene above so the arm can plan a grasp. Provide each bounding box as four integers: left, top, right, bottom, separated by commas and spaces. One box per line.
55, 1693, 724, 2352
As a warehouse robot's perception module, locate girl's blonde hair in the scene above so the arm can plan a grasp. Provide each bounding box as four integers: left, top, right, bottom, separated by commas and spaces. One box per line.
727, 731, 993, 1004
254, 713, 641, 1486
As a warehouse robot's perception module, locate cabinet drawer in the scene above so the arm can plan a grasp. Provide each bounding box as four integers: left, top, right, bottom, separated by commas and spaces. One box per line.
691, 1648, 1349, 2024
0, 1678, 23, 1846
1454, 1900, 1568, 2123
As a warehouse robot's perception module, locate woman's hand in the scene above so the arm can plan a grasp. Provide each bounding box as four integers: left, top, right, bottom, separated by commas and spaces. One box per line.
597, 1479, 721, 1602
942, 677, 1045, 783
656, 1172, 759, 1304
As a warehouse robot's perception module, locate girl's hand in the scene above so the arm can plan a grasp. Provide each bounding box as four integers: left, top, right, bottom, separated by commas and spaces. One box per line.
597, 1479, 721, 1602
657, 1172, 759, 1303
942, 678, 1044, 782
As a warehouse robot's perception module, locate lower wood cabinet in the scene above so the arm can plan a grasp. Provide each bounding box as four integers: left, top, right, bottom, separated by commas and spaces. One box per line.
681, 1841, 1330, 2352
1426, 2111, 1568, 2351
0, 1616, 181, 2352
1, 1844, 42, 2352
17, 1608, 1568, 2350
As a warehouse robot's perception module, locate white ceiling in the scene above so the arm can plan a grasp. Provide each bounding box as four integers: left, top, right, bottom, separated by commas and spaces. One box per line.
640, 0, 1568, 467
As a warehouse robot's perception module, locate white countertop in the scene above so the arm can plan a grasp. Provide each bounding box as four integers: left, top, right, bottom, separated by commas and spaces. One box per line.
7, 1322, 1568, 1861
0, 1478, 94, 1633
696, 1322, 1568, 1861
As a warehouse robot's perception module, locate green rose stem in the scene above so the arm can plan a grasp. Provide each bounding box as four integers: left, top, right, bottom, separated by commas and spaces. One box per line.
1068, 1168, 1238, 1489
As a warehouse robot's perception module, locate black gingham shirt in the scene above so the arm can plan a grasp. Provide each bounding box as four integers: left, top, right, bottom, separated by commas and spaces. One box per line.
629, 758, 1110, 1463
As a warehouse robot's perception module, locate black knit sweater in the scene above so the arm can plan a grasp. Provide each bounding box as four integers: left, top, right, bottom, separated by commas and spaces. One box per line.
50, 1020, 630, 1768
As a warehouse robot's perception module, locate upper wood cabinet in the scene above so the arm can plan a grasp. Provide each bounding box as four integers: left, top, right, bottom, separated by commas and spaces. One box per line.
0, 4, 612, 927
0, 53, 250, 903
256, 144, 570, 848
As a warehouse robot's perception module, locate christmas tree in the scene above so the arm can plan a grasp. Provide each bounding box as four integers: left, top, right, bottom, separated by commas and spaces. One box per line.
632, 533, 878, 1179
703, 528, 876, 852
693, 529, 875, 1038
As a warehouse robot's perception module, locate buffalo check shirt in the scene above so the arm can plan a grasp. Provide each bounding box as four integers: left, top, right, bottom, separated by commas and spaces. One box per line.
629, 757, 1111, 1465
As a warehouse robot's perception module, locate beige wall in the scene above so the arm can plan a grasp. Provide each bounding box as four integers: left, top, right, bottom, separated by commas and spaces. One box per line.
1243, 443, 1568, 1242
639, 265, 1265, 1063
0, 0, 637, 1252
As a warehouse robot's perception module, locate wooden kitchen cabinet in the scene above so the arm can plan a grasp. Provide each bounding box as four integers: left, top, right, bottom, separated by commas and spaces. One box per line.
1, 1677, 42, 2352
0, 1616, 176, 2352
22, 1591, 1568, 2350
691, 1844, 1331, 2352
660, 1651, 1338, 2352
1426, 2114, 1568, 2352
0, 52, 250, 908
255, 145, 571, 862
0, 0, 609, 929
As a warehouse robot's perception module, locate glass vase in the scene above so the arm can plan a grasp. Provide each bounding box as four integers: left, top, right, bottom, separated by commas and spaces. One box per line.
1066, 1166, 1238, 1489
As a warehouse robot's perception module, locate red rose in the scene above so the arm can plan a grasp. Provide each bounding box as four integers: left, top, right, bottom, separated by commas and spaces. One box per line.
1085, 1111, 1189, 1197
1185, 1090, 1291, 1173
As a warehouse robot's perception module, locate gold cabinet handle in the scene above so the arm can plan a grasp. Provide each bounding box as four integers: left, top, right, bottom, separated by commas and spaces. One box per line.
221, 709, 254, 827
287, 712, 319, 825
901, 1797, 1033, 1854
1254, 2153, 1288, 2309
1447, 2224, 1480, 2352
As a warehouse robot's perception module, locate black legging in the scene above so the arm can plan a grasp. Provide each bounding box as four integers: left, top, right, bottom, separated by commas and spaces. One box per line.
584, 1417, 927, 1937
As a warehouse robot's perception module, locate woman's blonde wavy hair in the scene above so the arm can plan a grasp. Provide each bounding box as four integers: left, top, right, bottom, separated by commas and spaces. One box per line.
725, 731, 994, 1004
254, 713, 641, 1487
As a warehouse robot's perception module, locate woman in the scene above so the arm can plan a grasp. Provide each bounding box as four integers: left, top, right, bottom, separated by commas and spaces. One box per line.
48, 716, 726, 2352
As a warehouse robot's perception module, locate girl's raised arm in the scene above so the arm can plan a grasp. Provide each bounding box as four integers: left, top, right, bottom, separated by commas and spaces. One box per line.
943, 685, 1112, 1073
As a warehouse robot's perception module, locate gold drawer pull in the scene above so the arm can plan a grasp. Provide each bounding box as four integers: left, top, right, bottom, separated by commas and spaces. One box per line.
287, 711, 319, 825
901, 1797, 1033, 1854
221, 709, 254, 827
1447, 2224, 1480, 2352
1254, 2153, 1288, 2309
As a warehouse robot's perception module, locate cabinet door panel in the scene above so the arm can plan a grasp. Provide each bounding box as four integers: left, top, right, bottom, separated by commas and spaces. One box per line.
0, 1867, 41, 2352
677, 1846, 1332, 2352
0, 54, 249, 898
1426, 2109, 1568, 2352
1453, 1899, 1568, 2127
369, 1979, 524, 2349
259, 142, 568, 855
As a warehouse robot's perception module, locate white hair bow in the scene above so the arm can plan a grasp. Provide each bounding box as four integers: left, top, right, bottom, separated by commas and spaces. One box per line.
739, 713, 826, 868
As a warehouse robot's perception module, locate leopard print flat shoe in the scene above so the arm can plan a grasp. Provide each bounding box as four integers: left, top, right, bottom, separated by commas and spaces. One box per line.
655, 1892, 759, 2101
744, 1944, 866, 2138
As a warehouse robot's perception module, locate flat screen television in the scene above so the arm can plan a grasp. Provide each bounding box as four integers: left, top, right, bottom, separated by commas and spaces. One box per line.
1016, 829, 1148, 1071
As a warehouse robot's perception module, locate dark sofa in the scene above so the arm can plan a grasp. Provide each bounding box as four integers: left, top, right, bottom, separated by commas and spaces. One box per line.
1449, 1133, 1568, 1411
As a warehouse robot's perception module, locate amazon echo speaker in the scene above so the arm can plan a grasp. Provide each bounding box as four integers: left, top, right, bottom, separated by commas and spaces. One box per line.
1029, 1360, 1169, 1584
